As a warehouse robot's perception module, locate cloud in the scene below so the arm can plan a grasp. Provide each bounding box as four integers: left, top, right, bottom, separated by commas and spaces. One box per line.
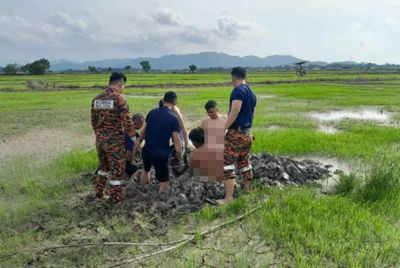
45, 12, 90, 34
215, 15, 254, 39
1, 0, 399, 64
326, 21, 385, 62
0, 12, 98, 48
151, 9, 184, 26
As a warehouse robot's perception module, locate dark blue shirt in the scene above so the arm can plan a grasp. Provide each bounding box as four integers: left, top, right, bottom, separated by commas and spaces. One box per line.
229, 84, 257, 129
124, 132, 140, 152
124, 133, 134, 151
143, 106, 180, 159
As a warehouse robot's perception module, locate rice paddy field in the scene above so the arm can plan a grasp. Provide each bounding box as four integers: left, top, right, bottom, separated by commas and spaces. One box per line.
0, 70, 400, 267
1, 70, 400, 91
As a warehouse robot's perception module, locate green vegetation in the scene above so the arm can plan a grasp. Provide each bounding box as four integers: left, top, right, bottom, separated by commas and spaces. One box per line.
1, 70, 399, 91
1, 70, 400, 266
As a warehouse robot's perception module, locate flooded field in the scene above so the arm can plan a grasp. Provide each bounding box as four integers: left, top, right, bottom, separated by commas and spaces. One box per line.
310, 108, 392, 123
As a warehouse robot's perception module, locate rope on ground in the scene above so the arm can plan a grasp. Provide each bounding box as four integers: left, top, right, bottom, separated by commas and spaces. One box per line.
107, 199, 268, 268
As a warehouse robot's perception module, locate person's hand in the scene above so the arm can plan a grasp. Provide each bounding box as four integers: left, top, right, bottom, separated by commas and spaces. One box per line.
175, 151, 183, 161
134, 139, 141, 148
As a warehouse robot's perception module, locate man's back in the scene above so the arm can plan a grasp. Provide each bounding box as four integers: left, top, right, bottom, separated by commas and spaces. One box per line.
143, 106, 180, 159
190, 144, 224, 182
229, 84, 257, 129
91, 88, 135, 140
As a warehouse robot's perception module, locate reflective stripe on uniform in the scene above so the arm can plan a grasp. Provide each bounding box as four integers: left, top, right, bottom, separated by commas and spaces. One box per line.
98, 170, 110, 176
108, 180, 125, 186
224, 164, 235, 171
240, 164, 253, 173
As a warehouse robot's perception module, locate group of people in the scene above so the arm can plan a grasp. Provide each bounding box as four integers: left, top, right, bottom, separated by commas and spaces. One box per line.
91, 67, 257, 205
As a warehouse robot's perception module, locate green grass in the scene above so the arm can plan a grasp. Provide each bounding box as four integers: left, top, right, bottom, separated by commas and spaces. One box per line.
252, 188, 400, 267
253, 125, 400, 159
1, 70, 400, 91
0, 150, 97, 225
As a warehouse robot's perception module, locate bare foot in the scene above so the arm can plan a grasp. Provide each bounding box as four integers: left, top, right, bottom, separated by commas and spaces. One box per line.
133, 170, 143, 183
159, 182, 170, 193
140, 172, 150, 185
216, 198, 233, 206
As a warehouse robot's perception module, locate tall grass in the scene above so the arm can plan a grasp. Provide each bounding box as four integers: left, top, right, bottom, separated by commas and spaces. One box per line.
251, 188, 400, 267
0, 150, 97, 226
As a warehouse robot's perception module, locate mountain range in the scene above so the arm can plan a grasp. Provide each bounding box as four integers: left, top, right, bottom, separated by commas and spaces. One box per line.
50, 52, 304, 71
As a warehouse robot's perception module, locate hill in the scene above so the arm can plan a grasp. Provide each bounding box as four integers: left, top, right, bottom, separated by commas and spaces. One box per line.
50, 52, 303, 71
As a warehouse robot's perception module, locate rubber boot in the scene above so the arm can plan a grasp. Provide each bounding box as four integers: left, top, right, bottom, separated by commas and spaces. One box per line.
110, 185, 124, 203
95, 175, 107, 199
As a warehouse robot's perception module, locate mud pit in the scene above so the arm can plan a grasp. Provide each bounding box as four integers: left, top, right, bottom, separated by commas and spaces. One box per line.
310, 108, 393, 134
81, 153, 336, 220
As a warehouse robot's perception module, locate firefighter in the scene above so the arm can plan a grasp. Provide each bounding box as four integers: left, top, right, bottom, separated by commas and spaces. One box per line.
217, 67, 257, 205
91, 72, 136, 203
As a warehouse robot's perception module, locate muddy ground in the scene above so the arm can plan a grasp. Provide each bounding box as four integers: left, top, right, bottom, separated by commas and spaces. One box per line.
78, 153, 335, 221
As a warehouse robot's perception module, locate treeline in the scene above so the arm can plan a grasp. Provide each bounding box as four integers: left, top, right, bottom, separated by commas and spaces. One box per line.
1, 59, 399, 75
0, 59, 50, 75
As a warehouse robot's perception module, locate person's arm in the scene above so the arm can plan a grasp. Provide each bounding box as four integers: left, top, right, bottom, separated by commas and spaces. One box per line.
225, 100, 242, 129
91, 99, 100, 134
200, 118, 207, 130
189, 155, 194, 177
173, 106, 189, 147
172, 131, 182, 159
134, 123, 146, 154
117, 94, 136, 137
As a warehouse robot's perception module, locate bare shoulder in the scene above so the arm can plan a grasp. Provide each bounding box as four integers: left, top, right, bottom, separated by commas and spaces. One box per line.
173, 105, 181, 114
201, 117, 210, 126
219, 115, 227, 122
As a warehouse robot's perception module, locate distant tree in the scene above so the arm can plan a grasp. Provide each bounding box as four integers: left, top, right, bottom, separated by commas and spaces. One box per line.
140, 61, 151, 73
4, 63, 19, 75
28, 58, 50, 75
20, 64, 30, 73
88, 66, 97, 73
124, 65, 132, 73
107, 67, 112, 72
189, 64, 197, 73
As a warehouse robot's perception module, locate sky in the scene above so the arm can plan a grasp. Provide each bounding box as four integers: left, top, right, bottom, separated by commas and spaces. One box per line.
0, 0, 399, 65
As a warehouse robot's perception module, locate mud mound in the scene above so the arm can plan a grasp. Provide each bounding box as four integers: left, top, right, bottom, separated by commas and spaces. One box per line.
252, 153, 332, 187
81, 153, 335, 220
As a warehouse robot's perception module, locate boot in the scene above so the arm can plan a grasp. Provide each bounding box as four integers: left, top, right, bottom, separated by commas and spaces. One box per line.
95, 175, 107, 199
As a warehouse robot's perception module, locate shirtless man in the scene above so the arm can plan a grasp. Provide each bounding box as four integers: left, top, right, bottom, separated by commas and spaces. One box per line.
201, 100, 226, 147
189, 127, 224, 182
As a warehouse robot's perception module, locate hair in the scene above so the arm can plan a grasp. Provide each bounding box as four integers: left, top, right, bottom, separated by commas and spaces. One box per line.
189, 127, 205, 146
132, 113, 144, 121
109, 72, 127, 84
231, 67, 246, 80
163, 91, 177, 104
204, 100, 218, 111
159, 99, 164, 108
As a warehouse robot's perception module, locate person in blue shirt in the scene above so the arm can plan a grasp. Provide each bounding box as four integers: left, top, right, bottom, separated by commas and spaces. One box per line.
217, 67, 257, 205
136, 91, 182, 193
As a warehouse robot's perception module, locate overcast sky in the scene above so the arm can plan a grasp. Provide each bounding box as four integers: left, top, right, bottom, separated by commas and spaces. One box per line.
0, 0, 399, 65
